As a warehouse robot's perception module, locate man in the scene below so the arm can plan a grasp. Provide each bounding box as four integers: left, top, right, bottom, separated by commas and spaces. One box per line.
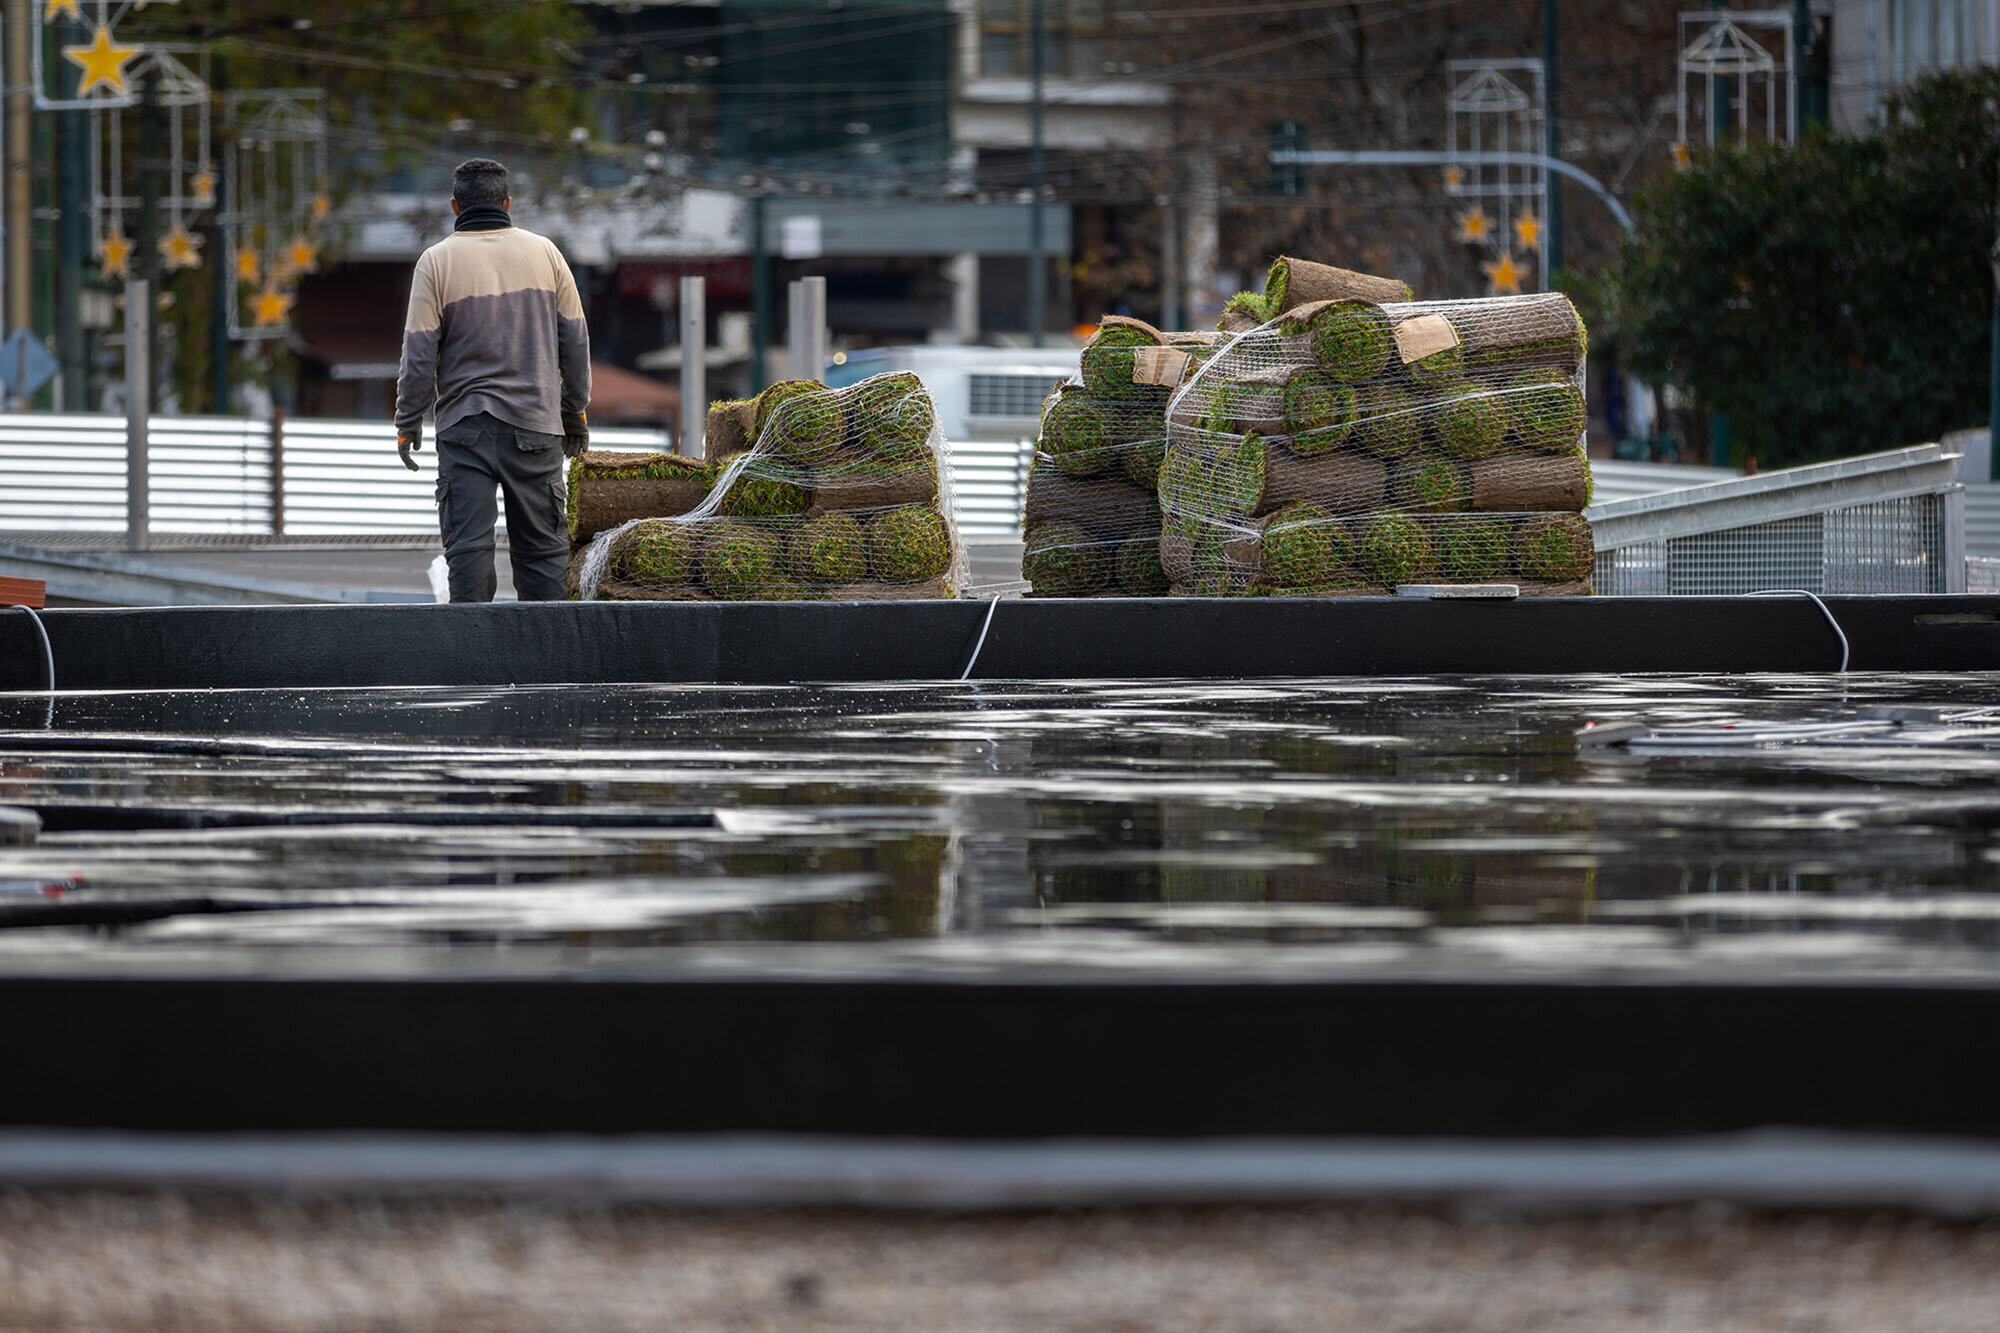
393, 157, 590, 602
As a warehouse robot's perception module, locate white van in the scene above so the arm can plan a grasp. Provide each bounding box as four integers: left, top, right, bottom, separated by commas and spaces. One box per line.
827, 345, 1079, 540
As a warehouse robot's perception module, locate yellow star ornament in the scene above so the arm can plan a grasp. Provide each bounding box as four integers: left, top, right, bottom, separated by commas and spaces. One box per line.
1456, 207, 1492, 244
98, 228, 134, 279
190, 171, 217, 208
159, 223, 203, 271
62, 25, 141, 97
285, 236, 319, 275
1671, 141, 1691, 169
45, 0, 83, 21
1482, 251, 1526, 295
1443, 165, 1464, 192
1513, 212, 1543, 253
234, 247, 261, 283
311, 194, 332, 222
250, 284, 293, 328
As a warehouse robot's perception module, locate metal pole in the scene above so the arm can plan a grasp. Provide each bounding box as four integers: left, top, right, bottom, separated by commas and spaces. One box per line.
55, 54, 88, 409
750, 192, 769, 393
786, 279, 806, 381
4, 0, 32, 341
1542, 0, 1562, 275
210, 57, 230, 414
1271, 149, 1633, 233
1027, 0, 1046, 347
679, 275, 705, 458
802, 274, 826, 384
126, 277, 150, 549
137, 67, 160, 410
1990, 185, 1999, 481
269, 405, 284, 536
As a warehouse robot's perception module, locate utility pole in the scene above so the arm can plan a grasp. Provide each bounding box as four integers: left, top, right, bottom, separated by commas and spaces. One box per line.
1026, 0, 1046, 347
750, 190, 768, 393
1542, 0, 1561, 276
55, 8, 89, 411
4, 0, 32, 347
210, 58, 230, 414
136, 65, 160, 409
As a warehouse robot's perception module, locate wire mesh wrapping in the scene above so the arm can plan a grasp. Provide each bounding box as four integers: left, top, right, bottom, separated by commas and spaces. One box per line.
567, 371, 968, 601
1160, 290, 1594, 597
1021, 320, 1218, 597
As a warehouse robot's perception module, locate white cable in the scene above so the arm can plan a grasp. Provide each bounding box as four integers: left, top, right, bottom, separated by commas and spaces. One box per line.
1747, 589, 1848, 673
7, 605, 53, 693
959, 595, 1003, 681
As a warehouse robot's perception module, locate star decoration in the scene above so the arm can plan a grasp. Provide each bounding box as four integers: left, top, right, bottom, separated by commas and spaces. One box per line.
234, 247, 261, 282
1455, 207, 1492, 244
159, 223, 203, 270
1513, 211, 1542, 253
285, 236, 319, 275
44, 0, 83, 21
1482, 251, 1525, 295
250, 284, 293, 328
98, 228, 134, 279
190, 170, 216, 208
1442, 165, 1464, 192
311, 193, 331, 222
1671, 141, 1691, 169
62, 24, 141, 97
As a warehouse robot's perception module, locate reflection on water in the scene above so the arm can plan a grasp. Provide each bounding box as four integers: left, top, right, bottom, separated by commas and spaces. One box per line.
0, 675, 1998, 972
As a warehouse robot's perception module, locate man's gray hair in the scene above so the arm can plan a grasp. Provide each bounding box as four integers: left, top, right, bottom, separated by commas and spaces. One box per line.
452, 158, 509, 208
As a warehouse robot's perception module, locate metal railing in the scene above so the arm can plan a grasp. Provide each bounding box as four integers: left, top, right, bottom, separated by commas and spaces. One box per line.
1586, 445, 1966, 595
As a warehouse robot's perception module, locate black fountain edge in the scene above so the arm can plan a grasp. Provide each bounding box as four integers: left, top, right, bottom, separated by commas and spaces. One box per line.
2, 594, 1997, 689
3, 969, 2000, 1138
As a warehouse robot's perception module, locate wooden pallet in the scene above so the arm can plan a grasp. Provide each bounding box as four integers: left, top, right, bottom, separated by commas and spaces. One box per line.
0, 577, 46, 609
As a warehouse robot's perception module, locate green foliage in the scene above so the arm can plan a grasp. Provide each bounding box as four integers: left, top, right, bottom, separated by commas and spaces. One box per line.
714, 454, 812, 517
758, 382, 844, 459
1024, 523, 1108, 595
1598, 67, 2000, 466
866, 505, 951, 583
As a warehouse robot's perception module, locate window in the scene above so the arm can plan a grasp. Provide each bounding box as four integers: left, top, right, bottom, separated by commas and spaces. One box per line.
979, 0, 1112, 80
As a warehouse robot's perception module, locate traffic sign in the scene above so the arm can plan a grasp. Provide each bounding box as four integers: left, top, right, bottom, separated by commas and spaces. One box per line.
0, 329, 58, 400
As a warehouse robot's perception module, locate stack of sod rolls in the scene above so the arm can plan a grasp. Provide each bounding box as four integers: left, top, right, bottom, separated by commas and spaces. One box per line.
567, 370, 965, 601
1217, 255, 1413, 334
1161, 272, 1594, 597
1021, 318, 1215, 597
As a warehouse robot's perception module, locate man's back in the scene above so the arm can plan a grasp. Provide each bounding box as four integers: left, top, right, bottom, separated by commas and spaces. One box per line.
396, 225, 589, 441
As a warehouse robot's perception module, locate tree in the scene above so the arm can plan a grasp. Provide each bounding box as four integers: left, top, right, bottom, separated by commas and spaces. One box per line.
1597, 67, 2000, 469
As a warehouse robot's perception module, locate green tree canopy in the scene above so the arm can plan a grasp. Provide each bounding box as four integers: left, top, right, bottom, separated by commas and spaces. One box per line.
1600, 67, 1999, 468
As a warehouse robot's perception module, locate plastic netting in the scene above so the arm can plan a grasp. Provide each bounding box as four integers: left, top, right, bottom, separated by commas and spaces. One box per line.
1159, 289, 1594, 597
1021, 318, 1218, 598
566, 371, 967, 601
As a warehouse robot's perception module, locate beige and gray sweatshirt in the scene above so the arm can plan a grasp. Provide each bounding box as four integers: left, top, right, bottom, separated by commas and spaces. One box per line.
394, 223, 591, 439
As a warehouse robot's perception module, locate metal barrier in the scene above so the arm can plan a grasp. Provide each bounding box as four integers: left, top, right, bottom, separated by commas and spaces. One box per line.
1586, 445, 1966, 595
947, 436, 1033, 541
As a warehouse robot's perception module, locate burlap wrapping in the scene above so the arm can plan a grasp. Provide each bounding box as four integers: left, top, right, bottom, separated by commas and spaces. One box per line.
822, 577, 953, 601
568, 453, 713, 542
1266, 256, 1410, 315
1255, 448, 1387, 517
1022, 462, 1158, 537
807, 468, 938, 513
704, 401, 755, 463
1468, 451, 1590, 513
1453, 293, 1586, 372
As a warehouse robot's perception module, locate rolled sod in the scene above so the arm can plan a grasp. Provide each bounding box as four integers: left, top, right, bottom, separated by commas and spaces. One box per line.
1159, 530, 1195, 589
1356, 511, 1434, 587
1264, 256, 1412, 316
1515, 578, 1594, 597
1023, 521, 1111, 597
1283, 371, 1356, 454
698, 520, 786, 598
1392, 452, 1470, 514
866, 504, 952, 584
610, 518, 700, 588
810, 457, 940, 512
1257, 448, 1387, 517
1122, 435, 1167, 490
1115, 535, 1170, 595
849, 371, 938, 459
1308, 302, 1395, 384
822, 576, 954, 601
704, 399, 755, 463
1434, 516, 1511, 582
1040, 392, 1115, 477
1401, 338, 1465, 388
1457, 292, 1588, 374
1080, 318, 1164, 398
1225, 381, 1290, 436
1347, 383, 1423, 459
1468, 450, 1592, 513
1513, 512, 1595, 582
1431, 384, 1508, 461
566, 451, 715, 543
757, 381, 845, 461
1259, 501, 1350, 588
788, 511, 867, 585
1218, 290, 1274, 331
1503, 368, 1587, 453
712, 454, 813, 518
1022, 458, 1159, 536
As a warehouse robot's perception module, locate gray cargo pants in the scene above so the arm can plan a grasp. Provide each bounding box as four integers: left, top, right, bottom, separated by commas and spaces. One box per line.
434, 411, 569, 603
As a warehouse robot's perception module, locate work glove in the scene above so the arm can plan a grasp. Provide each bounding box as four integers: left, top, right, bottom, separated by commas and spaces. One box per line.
397, 428, 422, 472
562, 410, 589, 459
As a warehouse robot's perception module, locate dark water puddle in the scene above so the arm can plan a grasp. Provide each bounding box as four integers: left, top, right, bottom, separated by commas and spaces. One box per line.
1, 674, 1999, 974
